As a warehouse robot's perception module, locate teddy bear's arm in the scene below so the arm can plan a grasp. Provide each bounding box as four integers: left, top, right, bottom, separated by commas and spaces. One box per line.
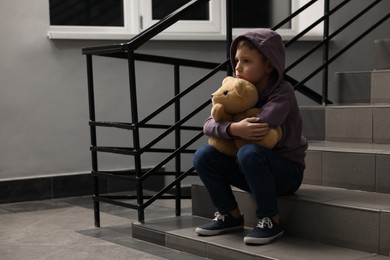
211, 103, 233, 122
245, 108, 261, 118
233, 108, 261, 122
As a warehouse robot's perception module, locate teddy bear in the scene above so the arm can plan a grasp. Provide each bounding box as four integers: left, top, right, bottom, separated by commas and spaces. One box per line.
208, 76, 282, 156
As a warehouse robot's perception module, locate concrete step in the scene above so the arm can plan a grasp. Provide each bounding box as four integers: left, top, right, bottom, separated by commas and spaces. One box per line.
300, 105, 390, 144
300, 106, 325, 141
334, 70, 390, 104
325, 104, 390, 143
132, 183, 390, 259
306, 141, 390, 193
132, 215, 388, 260
188, 183, 390, 257
374, 39, 390, 70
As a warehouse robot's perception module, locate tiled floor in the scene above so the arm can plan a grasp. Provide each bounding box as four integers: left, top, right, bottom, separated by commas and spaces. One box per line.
0, 195, 204, 260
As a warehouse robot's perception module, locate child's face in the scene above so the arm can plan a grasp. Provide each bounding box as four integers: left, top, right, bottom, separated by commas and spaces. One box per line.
234, 45, 273, 90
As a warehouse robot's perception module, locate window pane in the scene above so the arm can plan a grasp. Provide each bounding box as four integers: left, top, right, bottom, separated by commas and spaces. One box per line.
271, 0, 291, 29
152, 0, 209, 20
49, 0, 124, 26
233, 0, 291, 29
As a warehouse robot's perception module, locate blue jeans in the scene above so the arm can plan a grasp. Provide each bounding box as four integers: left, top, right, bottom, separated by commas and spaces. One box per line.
193, 144, 304, 218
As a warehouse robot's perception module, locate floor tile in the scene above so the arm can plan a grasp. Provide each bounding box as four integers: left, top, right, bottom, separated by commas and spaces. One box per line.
0, 199, 71, 213
0, 197, 201, 260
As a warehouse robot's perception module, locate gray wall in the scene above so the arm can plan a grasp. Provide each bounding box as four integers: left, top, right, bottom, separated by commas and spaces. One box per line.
0, 0, 389, 180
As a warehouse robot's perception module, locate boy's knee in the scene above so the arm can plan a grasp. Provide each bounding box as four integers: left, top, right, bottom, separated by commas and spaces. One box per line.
193, 145, 215, 168
237, 144, 268, 165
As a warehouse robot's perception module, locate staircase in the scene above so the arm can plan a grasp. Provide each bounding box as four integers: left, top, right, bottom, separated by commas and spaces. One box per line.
132, 39, 390, 259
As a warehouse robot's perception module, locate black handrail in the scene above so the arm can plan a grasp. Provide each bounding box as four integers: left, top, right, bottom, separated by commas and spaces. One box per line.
138, 99, 211, 155
124, 0, 210, 52
272, 0, 318, 31
138, 61, 228, 126
295, 12, 390, 92
82, 0, 210, 55
84, 0, 389, 224
286, 0, 383, 73
285, 0, 351, 48
277, 0, 387, 104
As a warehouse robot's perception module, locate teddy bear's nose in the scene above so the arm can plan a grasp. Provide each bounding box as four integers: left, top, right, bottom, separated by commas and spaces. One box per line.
223, 90, 228, 95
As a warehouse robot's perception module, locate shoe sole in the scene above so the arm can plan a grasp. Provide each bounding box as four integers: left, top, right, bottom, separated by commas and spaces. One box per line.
195, 225, 244, 236
243, 231, 284, 245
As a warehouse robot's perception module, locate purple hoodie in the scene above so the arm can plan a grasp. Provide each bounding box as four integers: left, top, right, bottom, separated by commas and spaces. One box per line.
204, 28, 307, 167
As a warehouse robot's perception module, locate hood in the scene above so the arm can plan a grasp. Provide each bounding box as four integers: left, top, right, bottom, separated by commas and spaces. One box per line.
230, 28, 285, 93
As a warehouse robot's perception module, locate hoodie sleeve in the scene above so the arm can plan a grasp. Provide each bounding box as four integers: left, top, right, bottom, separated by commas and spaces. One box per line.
203, 116, 234, 139
258, 82, 293, 128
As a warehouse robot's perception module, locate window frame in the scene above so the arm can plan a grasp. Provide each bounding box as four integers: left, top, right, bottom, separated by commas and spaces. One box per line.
140, 0, 222, 33
47, 0, 323, 41
47, 0, 139, 40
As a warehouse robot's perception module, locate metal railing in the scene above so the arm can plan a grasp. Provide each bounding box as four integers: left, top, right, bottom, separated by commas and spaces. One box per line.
82, 0, 389, 224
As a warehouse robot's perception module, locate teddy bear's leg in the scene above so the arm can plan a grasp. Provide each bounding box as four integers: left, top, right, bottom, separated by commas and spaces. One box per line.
259, 128, 281, 149
208, 137, 238, 157
234, 138, 250, 149
275, 126, 282, 141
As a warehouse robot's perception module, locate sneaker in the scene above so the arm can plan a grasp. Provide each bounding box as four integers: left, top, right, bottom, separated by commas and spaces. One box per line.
195, 212, 244, 236
243, 217, 284, 245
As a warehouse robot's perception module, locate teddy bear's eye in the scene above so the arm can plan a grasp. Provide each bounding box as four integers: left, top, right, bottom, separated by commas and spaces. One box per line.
223, 90, 228, 95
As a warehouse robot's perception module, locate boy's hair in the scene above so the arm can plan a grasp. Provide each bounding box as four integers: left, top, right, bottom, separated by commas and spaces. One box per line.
236, 38, 257, 51
236, 38, 275, 75
236, 38, 267, 62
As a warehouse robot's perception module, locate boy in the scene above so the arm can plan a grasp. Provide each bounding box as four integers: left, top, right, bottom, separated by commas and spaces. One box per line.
193, 28, 307, 245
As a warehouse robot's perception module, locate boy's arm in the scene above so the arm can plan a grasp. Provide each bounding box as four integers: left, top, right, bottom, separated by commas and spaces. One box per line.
203, 117, 234, 139
228, 117, 270, 140
258, 83, 293, 127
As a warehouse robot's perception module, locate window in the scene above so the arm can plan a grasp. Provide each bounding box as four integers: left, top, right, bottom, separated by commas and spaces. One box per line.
139, 0, 222, 39
47, 0, 323, 40
151, 0, 209, 20
231, 0, 323, 40
48, 0, 139, 40
49, 0, 124, 26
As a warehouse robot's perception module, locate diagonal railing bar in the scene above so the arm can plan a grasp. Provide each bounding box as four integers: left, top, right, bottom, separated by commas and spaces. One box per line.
138, 61, 228, 126
268, 0, 337, 104
284, 0, 352, 48
285, 0, 383, 74
140, 131, 205, 182
82, 0, 211, 55
271, 0, 318, 31
143, 166, 197, 209
139, 124, 202, 131
294, 12, 390, 91
285, 75, 331, 104
139, 99, 211, 155
99, 52, 223, 70
123, 0, 210, 52
134, 53, 222, 69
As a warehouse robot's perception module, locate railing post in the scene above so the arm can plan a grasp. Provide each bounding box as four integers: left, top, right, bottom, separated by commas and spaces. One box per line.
226, 0, 233, 76
322, 0, 330, 105
87, 54, 100, 227
174, 64, 181, 217
127, 50, 144, 223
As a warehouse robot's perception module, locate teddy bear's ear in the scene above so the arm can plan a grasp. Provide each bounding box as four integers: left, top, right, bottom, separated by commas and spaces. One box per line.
222, 76, 234, 85
234, 81, 247, 98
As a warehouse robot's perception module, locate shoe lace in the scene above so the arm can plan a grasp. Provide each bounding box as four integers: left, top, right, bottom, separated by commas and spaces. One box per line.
213, 212, 226, 222
257, 217, 273, 229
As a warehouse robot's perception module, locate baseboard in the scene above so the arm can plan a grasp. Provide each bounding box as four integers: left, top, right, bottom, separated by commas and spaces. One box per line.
0, 171, 165, 204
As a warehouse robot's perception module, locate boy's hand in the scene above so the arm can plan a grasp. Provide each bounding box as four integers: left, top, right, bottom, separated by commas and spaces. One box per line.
228, 117, 270, 140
